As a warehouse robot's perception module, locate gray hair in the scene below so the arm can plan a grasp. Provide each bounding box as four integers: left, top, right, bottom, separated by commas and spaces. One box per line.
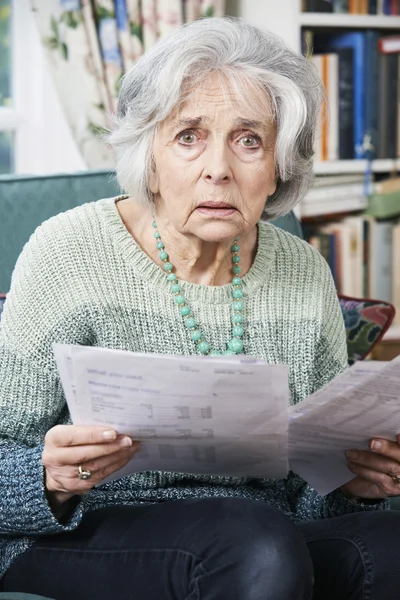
108, 17, 324, 219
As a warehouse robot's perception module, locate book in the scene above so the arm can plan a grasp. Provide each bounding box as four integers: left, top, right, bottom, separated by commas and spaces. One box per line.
314, 32, 369, 159
387, 53, 399, 158
368, 0, 378, 12
302, 182, 367, 217
333, 0, 349, 10
392, 222, 400, 324
368, 189, 400, 219
379, 36, 400, 54
383, 0, 391, 13
374, 177, 400, 194
337, 48, 355, 159
318, 54, 340, 161
368, 220, 393, 302
311, 55, 323, 161
313, 174, 364, 187
378, 52, 390, 158
364, 31, 380, 160
378, 52, 399, 158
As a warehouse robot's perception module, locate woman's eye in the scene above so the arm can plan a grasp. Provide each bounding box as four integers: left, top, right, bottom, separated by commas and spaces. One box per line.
178, 132, 197, 145
240, 135, 260, 148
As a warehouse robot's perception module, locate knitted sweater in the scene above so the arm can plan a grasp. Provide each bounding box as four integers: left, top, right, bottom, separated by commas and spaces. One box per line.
0, 197, 387, 578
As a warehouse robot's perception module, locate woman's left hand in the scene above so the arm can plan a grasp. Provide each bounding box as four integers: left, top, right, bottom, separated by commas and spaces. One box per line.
341, 436, 400, 500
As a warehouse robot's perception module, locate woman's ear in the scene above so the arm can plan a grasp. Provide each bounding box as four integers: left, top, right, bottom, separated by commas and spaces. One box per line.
148, 156, 159, 194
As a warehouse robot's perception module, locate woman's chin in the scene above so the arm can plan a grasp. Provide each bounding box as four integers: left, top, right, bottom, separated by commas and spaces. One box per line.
189, 219, 246, 243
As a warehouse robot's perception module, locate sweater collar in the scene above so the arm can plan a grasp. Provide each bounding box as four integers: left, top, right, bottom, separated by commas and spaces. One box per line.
98, 196, 277, 305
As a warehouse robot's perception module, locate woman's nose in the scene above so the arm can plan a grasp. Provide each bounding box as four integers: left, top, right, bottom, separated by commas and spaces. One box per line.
202, 141, 232, 184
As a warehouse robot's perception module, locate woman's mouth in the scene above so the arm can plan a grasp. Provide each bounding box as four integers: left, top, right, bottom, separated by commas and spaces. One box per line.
196, 202, 237, 217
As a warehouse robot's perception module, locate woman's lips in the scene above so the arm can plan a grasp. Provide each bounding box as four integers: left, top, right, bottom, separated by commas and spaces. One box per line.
196, 202, 237, 217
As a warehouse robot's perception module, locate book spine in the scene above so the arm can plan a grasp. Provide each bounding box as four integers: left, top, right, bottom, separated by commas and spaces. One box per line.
319, 233, 331, 267
329, 233, 338, 288
322, 55, 329, 161
360, 0, 369, 11
368, 0, 378, 11
327, 54, 339, 160
338, 48, 355, 159
369, 222, 393, 303
311, 55, 323, 161
392, 224, 400, 325
378, 53, 389, 158
362, 218, 370, 297
353, 36, 365, 158
383, 0, 391, 13
397, 55, 400, 157
333, 0, 349, 10
387, 53, 398, 158
320, 0, 334, 10
364, 31, 380, 160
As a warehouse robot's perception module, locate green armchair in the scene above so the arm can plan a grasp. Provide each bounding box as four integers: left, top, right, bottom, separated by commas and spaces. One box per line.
0, 169, 303, 293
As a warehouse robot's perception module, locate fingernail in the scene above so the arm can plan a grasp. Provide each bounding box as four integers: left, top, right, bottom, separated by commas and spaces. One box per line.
346, 450, 358, 460
102, 430, 116, 440
371, 440, 382, 451
119, 436, 133, 447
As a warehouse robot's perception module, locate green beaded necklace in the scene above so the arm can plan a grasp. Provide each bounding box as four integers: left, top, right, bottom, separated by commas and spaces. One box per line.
152, 219, 245, 356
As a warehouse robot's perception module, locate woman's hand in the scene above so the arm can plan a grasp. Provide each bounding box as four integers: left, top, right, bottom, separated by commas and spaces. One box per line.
42, 425, 140, 509
341, 436, 400, 500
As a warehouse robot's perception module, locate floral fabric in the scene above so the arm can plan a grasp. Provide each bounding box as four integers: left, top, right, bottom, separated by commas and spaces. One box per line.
339, 296, 395, 365
29, 0, 225, 168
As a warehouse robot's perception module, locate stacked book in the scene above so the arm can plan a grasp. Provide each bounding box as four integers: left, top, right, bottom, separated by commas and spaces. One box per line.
302, 0, 400, 13
303, 176, 400, 321
305, 31, 400, 160
302, 174, 367, 216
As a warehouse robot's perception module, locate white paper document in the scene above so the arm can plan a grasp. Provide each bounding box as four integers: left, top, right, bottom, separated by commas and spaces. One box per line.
289, 359, 400, 496
53, 343, 400, 496
53, 344, 290, 481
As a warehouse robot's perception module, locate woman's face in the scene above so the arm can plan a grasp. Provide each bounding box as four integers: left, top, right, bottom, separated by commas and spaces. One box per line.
150, 73, 277, 242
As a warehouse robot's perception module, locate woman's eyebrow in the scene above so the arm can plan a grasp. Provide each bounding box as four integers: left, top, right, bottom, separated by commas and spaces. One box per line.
169, 117, 205, 132
232, 118, 267, 132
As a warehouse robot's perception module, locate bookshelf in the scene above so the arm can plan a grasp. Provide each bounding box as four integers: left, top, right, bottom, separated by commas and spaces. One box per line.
314, 159, 400, 174
299, 14, 400, 28
230, 0, 400, 343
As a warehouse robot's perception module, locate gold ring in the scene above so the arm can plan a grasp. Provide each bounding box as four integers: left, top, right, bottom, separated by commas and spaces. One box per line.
388, 472, 400, 484
78, 465, 92, 480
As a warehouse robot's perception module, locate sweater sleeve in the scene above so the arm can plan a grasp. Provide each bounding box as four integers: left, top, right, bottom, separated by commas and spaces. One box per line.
0, 224, 88, 535
285, 255, 389, 519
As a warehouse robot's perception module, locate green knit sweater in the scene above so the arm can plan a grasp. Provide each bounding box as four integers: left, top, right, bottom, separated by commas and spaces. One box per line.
0, 197, 386, 578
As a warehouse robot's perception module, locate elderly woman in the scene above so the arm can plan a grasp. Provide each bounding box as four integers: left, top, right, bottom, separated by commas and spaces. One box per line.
1, 16, 400, 600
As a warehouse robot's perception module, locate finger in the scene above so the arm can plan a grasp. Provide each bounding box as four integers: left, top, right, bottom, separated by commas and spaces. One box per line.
346, 461, 400, 497
46, 445, 140, 494
45, 425, 118, 448
370, 438, 400, 461
80, 446, 140, 484
346, 447, 400, 477
43, 436, 138, 467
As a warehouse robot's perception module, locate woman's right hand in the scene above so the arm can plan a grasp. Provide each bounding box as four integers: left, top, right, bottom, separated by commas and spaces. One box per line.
42, 425, 140, 509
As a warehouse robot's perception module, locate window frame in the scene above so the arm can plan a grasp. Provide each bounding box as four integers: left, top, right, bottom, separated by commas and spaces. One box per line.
0, 0, 85, 175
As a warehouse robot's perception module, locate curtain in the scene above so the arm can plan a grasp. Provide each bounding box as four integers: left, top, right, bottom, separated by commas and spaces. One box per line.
30, 0, 225, 168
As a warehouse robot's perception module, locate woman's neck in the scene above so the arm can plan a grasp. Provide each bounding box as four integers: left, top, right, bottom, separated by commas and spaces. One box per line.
116, 198, 258, 286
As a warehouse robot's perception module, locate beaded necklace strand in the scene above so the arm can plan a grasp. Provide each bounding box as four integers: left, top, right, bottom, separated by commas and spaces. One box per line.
153, 219, 245, 355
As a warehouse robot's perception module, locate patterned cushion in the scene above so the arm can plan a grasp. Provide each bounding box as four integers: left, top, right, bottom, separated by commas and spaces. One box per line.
339, 295, 395, 365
